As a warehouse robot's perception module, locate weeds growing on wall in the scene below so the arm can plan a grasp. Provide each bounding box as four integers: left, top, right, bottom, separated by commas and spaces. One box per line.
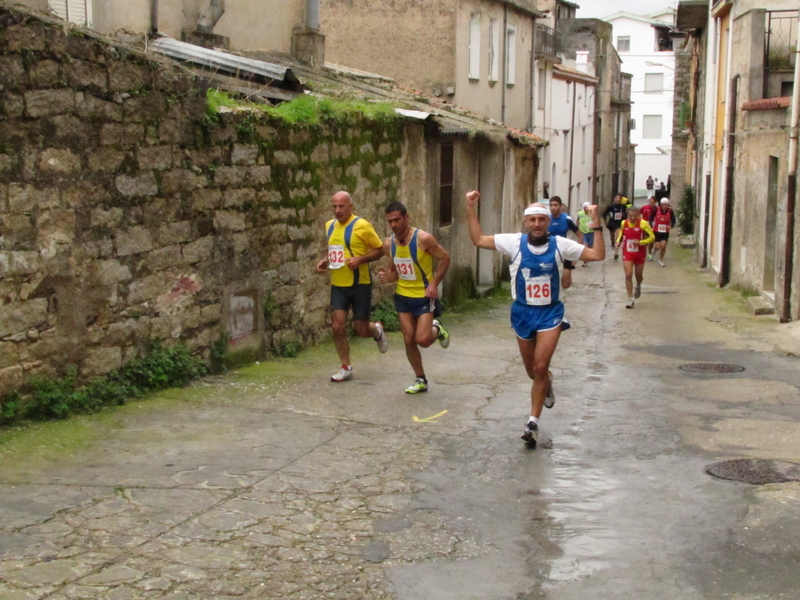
678, 184, 695, 235
204, 89, 401, 126
0, 343, 209, 426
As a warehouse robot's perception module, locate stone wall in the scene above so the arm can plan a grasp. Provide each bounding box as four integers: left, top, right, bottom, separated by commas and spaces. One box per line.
0, 5, 405, 395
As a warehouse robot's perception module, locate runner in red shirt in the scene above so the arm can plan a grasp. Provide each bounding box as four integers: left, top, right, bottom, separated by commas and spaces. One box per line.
616, 205, 655, 309
649, 198, 677, 267
639, 197, 658, 262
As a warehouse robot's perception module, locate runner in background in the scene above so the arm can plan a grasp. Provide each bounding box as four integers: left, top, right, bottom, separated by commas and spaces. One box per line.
603, 195, 628, 260
616, 205, 655, 309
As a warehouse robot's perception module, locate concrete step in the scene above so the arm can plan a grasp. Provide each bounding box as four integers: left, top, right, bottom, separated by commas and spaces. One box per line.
745, 295, 775, 316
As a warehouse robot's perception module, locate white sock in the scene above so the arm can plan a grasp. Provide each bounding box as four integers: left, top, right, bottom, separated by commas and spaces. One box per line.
528, 416, 539, 425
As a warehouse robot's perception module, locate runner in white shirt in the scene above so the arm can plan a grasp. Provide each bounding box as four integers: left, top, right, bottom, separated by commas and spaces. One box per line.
465, 191, 605, 446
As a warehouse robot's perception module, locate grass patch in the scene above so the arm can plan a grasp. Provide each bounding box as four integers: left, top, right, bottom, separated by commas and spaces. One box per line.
0, 342, 209, 427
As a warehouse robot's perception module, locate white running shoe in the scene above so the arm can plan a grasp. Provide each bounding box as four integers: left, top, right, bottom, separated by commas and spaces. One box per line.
626, 298, 635, 309
544, 370, 556, 409
432, 319, 450, 348
658, 260, 665, 267
374, 321, 388, 353
331, 366, 353, 382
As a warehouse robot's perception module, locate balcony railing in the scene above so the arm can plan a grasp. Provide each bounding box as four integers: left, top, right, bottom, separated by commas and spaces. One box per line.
535, 24, 561, 59
764, 10, 797, 98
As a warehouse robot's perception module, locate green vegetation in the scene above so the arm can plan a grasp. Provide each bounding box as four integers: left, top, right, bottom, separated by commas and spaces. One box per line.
678, 184, 695, 235
371, 297, 401, 332
204, 89, 401, 126
0, 343, 208, 426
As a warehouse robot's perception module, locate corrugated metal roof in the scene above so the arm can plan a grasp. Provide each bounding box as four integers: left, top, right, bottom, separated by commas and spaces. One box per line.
325, 63, 394, 83
150, 38, 300, 87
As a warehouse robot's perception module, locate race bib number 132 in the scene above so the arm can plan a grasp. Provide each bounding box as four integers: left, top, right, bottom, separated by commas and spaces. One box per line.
328, 245, 344, 269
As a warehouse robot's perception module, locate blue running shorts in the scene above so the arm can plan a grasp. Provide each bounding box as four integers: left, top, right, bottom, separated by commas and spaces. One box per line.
394, 294, 442, 318
510, 301, 570, 340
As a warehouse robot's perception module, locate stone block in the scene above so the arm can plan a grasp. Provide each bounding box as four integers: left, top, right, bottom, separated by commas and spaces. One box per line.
151, 315, 181, 340
214, 210, 246, 232
88, 151, 127, 173
213, 166, 245, 187
47, 115, 94, 144
0, 251, 42, 277
232, 144, 259, 165
128, 272, 170, 304
158, 119, 195, 145
248, 165, 271, 185
0, 154, 13, 174
76, 94, 123, 122
182, 236, 214, 264
25, 89, 76, 118
161, 169, 207, 194
8, 184, 59, 213
101, 123, 145, 147
0, 299, 48, 338
88, 259, 132, 286
4, 25, 47, 52
107, 60, 152, 92
200, 303, 222, 323
0, 341, 19, 369
182, 306, 202, 329
105, 319, 149, 346
39, 149, 81, 174
30, 60, 61, 89
233, 232, 248, 255
223, 188, 256, 208
123, 92, 167, 122
0, 55, 26, 91
273, 150, 298, 165
310, 145, 329, 163
2, 214, 35, 247
191, 189, 221, 211
64, 59, 108, 89
137, 146, 173, 170
157, 221, 192, 245
82, 347, 123, 378
142, 245, 183, 271
1, 91, 25, 118
116, 172, 158, 198
0, 365, 23, 395
278, 261, 301, 283
115, 226, 154, 256
378, 143, 393, 156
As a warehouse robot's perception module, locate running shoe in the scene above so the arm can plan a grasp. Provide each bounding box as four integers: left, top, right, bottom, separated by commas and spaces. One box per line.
614, 252, 619, 261
626, 298, 635, 309
331, 366, 353, 382
658, 260, 665, 267
433, 319, 450, 349
374, 321, 388, 353
405, 377, 428, 394
647, 255, 654, 262
634, 284, 641, 299
544, 369, 556, 409
521, 421, 539, 445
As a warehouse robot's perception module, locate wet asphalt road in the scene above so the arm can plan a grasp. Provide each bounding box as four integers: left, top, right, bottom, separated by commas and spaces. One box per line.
1, 245, 800, 599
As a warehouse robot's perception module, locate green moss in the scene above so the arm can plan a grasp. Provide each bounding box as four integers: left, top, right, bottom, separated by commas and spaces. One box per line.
442, 265, 477, 309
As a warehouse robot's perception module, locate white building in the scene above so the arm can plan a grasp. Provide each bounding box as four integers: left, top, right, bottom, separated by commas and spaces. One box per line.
604, 8, 677, 197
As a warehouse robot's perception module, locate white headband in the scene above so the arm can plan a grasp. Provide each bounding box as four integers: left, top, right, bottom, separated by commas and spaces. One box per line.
524, 204, 551, 217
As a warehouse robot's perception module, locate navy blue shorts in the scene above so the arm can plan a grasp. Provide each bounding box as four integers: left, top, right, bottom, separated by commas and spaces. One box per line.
394, 294, 442, 318
330, 284, 372, 321
510, 301, 570, 340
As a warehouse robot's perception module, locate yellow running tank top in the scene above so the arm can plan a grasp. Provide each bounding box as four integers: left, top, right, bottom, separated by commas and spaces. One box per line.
392, 229, 434, 299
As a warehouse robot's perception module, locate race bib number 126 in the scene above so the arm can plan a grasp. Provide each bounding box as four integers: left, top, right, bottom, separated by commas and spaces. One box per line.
525, 275, 552, 306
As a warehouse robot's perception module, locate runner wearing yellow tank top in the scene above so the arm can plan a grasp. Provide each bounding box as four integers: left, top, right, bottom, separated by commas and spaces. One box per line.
378, 202, 452, 394
316, 191, 388, 383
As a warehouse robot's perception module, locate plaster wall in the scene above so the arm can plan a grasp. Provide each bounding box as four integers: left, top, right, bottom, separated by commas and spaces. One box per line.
453, 0, 534, 130
320, 0, 455, 92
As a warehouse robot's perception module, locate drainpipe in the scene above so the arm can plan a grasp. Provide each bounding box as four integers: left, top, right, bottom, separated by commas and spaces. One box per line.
150, 0, 158, 35
779, 10, 800, 322
197, 0, 225, 33
306, 0, 320, 31
719, 74, 739, 288
702, 172, 712, 269
567, 80, 577, 206
501, 6, 508, 125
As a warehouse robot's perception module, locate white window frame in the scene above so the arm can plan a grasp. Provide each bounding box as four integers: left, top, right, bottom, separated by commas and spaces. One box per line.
642, 115, 663, 139
616, 36, 630, 52
538, 67, 547, 109
644, 72, 665, 94
562, 131, 570, 166
505, 25, 517, 86
469, 13, 481, 80
488, 19, 501, 82
50, 0, 93, 27
581, 127, 587, 163
566, 81, 571, 103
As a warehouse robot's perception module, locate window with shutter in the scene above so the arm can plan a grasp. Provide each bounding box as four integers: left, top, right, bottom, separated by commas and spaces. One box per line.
469, 13, 481, 80
49, 0, 92, 27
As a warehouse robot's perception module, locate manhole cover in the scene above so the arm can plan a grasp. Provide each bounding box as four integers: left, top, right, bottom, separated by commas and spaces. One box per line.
706, 459, 800, 484
679, 363, 745, 373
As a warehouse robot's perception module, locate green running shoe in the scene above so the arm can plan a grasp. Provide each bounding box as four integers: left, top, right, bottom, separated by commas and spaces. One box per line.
433, 319, 450, 349
405, 377, 428, 394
